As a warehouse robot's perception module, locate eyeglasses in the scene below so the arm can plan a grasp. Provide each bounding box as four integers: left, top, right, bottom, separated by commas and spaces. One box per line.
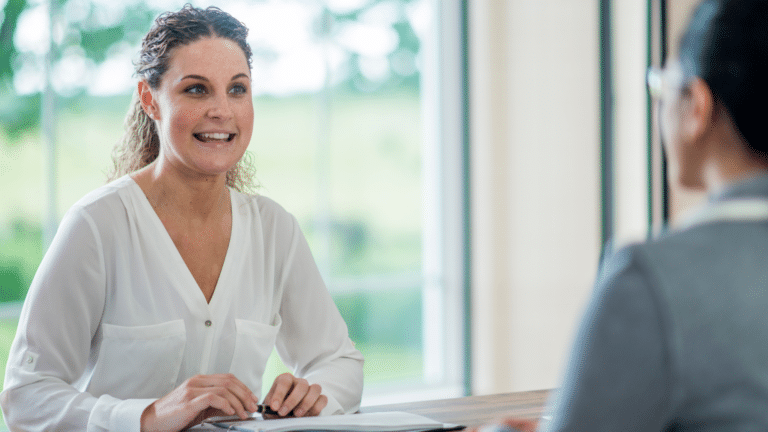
647, 64, 689, 100
646, 66, 664, 100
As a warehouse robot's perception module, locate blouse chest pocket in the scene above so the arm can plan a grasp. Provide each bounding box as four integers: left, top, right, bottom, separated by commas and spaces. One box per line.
87, 320, 186, 399
228, 316, 282, 397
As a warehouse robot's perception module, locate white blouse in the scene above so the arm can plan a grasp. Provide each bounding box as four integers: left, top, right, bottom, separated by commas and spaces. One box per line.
0, 176, 364, 432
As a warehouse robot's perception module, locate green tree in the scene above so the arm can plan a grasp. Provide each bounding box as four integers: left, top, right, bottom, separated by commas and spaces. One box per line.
0, 0, 155, 138
0, 0, 425, 139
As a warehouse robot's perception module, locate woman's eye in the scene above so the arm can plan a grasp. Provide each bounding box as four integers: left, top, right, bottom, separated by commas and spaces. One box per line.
185, 84, 206, 95
229, 84, 248, 95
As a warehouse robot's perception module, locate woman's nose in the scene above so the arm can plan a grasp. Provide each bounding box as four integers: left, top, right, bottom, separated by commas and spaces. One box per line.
206, 93, 234, 119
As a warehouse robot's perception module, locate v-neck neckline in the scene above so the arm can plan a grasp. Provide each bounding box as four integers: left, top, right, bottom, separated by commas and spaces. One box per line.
127, 176, 239, 309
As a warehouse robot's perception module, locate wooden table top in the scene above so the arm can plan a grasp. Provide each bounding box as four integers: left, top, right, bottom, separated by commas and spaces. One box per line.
360, 389, 551, 428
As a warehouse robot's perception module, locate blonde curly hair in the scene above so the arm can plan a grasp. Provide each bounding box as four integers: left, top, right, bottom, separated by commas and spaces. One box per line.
108, 4, 256, 193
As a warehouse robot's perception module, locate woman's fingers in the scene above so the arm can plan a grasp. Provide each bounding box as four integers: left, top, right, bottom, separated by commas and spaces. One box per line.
207, 385, 251, 419
194, 374, 260, 411
291, 383, 322, 417
277, 377, 309, 416
217, 374, 260, 416
500, 418, 538, 432
191, 391, 237, 416
469, 417, 539, 432
264, 373, 326, 417
141, 374, 261, 432
304, 392, 327, 417
192, 373, 259, 417
265, 373, 295, 413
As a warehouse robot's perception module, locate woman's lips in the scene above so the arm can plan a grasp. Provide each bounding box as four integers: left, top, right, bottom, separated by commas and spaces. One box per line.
194, 132, 235, 143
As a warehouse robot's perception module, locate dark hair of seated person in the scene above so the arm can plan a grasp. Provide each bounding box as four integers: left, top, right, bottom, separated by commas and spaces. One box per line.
679, 0, 768, 159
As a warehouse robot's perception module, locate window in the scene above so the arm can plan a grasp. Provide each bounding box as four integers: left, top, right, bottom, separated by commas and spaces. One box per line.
0, 0, 466, 428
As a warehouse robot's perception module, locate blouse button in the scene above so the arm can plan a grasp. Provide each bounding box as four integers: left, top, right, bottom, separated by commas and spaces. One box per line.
205, 320, 212, 327
26, 356, 34, 364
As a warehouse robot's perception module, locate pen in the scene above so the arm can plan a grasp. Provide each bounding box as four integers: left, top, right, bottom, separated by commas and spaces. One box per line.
254, 404, 285, 417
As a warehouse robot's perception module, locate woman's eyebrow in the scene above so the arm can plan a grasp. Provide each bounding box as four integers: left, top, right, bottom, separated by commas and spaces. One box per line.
179, 73, 249, 82
180, 74, 208, 82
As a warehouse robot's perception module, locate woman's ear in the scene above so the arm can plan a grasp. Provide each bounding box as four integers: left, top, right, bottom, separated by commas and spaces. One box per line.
138, 81, 160, 120
681, 77, 715, 147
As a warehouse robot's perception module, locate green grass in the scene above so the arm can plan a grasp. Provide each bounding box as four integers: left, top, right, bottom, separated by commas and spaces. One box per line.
0, 224, 43, 303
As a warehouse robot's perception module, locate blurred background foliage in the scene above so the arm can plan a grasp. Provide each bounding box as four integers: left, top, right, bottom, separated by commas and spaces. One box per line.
0, 0, 423, 137
0, 5, 430, 416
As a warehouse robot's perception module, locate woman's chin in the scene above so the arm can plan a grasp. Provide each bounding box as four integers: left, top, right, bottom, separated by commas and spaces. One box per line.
191, 154, 246, 178
185, 161, 238, 179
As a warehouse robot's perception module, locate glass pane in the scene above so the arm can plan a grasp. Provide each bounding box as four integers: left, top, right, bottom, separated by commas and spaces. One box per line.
247, 0, 434, 399
1, 1, 447, 421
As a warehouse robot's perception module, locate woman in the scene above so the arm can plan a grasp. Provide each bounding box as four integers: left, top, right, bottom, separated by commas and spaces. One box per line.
0, 5, 363, 432
477, 0, 768, 430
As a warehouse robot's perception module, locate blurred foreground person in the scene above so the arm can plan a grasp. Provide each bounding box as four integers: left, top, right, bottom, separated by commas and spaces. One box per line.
477, 0, 768, 430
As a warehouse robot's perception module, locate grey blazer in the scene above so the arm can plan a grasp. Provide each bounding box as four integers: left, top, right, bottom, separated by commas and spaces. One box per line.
545, 173, 768, 431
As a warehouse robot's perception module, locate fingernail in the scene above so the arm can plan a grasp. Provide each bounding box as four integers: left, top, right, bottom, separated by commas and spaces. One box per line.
279, 407, 289, 416
295, 408, 305, 417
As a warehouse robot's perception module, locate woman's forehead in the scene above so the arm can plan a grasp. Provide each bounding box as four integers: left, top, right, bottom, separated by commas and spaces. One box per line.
166, 37, 250, 80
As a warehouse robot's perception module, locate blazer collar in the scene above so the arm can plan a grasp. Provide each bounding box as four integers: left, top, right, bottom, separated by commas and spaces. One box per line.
710, 172, 768, 203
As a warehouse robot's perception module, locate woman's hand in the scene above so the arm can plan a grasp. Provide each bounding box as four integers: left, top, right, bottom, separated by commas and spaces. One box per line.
469, 418, 539, 432
140, 373, 260, 432
263, 372, 327, 417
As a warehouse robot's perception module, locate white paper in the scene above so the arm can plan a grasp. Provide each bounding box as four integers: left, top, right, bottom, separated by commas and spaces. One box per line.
202, 411, 460, 432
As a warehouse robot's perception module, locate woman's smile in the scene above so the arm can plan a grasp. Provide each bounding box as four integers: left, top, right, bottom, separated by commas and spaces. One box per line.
194, 131, 238, 148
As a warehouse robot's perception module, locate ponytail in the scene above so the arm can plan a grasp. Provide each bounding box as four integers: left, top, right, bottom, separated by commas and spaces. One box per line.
107, 93, 160, 182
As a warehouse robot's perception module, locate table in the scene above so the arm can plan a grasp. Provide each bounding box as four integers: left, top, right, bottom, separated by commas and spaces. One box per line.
361, 390, 551, 429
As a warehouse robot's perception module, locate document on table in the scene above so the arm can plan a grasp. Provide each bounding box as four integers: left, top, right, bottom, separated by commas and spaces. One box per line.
201, 411, 464, 432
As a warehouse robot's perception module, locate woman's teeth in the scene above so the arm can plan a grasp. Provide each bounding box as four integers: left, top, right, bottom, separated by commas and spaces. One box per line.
195, 133, 234, 142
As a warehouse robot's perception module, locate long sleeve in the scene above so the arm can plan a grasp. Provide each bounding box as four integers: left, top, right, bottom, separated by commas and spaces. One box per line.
272, 214, 364, 415
544, 245, 674, 432
0, 205, 154, 432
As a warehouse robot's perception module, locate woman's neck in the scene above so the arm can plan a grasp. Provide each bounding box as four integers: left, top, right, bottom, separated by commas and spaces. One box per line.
702, 129, 768, 195
131, 159, 230, 222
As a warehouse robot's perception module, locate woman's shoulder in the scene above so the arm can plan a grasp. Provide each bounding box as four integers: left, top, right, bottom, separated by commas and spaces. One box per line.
603, 221, 768, 304
231, 190, 299, 231
639, 220, 763, 269
63, 176, 136, 227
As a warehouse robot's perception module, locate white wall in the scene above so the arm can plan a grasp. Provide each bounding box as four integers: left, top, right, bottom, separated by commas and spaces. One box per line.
469, 0, 602, 394
467, 0, 707, 395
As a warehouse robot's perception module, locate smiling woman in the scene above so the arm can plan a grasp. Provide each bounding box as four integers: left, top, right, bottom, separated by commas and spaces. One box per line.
0, 5, 363, 432
133, 37, 254, 187
109, 6, 256, 194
